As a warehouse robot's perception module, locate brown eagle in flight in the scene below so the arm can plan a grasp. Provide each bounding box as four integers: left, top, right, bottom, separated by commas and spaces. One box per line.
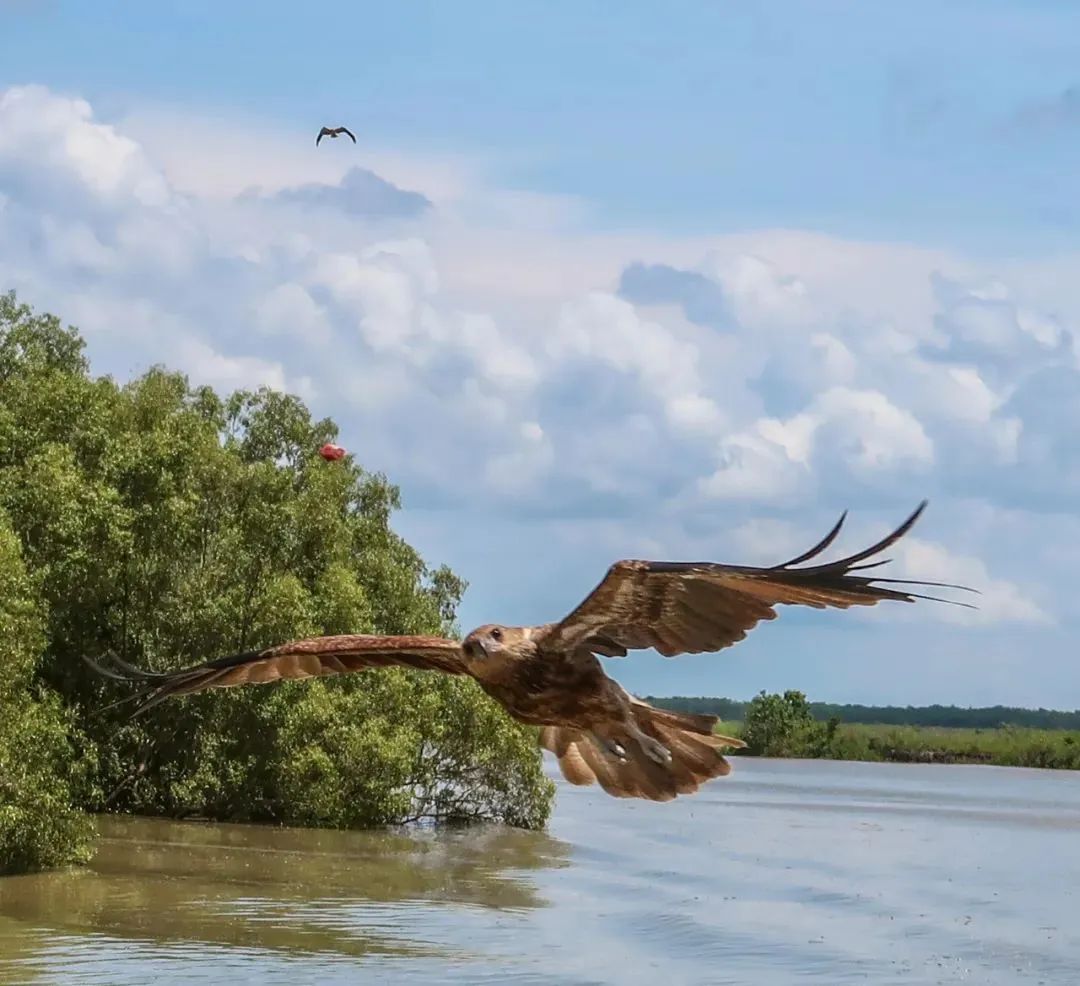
316, 125, 356, 146
91, 501, 973, 803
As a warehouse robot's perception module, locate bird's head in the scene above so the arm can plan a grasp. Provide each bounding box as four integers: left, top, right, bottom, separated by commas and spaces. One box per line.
461, 624, 530, 668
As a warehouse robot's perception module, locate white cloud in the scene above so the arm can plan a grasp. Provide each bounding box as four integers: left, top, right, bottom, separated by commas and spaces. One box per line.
805, 387, 935, 473
174, 337, 291, 395
698, 431, 810, 504
1, 82, 1075, 699
549, 291, 725, 436
700, 387, 934, 504
873, 536, 1051, 628
0, 86, 169, 208
709, 253, 810, 328
254, 283, 330, 345
483, 421, 555, 497
809, 332, 858, 383
924, 271, 1073, 378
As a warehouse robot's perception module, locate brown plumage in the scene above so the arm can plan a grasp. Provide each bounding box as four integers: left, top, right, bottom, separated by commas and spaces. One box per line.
88, 501, 976, 803
316, 125, 356, 146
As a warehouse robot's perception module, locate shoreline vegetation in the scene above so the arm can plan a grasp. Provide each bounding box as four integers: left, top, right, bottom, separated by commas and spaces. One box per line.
650, 693, 1080, 770
0, 292, 553, 877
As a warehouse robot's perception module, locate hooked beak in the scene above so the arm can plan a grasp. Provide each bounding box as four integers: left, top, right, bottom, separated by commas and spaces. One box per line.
463, 639, 486, 660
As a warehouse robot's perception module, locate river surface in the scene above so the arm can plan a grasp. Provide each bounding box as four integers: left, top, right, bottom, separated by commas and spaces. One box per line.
1, 757, 1077, 985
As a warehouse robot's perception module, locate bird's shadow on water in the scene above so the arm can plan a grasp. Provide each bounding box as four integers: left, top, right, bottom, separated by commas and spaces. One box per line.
0, 814, 574, 965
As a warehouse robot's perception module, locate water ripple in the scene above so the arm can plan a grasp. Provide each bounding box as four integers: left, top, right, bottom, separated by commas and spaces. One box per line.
2, 759, 1079, 984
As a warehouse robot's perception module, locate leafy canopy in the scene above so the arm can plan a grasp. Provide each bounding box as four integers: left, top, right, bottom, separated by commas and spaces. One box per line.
741, 689, 816, 757
0, 290, 553, 858
0, 509, 94, 874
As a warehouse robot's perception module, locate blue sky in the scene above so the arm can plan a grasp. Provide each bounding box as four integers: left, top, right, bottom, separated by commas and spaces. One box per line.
2, 1, 1080, 706
8, 0, 1080, 248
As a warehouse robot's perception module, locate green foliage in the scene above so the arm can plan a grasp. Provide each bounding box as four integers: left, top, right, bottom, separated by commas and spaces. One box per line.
816, 722, 1080, 768
711, 711, 1080, 769
0, 509, 94, 874
802, 702, 1080, 731
0, 290, 553, 860
741, 689, 816, 756
652, 694, 1080, 731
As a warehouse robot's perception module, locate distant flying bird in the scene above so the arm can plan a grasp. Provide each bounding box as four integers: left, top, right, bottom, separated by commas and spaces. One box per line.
91, 502, 974, 803
316, 126, 356, 146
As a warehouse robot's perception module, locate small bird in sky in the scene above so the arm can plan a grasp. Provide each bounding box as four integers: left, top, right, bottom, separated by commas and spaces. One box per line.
316, 126, 356, 146
89, 501, 976, 804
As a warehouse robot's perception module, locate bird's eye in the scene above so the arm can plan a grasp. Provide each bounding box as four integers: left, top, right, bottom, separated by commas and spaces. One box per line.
491, 627, 502, 641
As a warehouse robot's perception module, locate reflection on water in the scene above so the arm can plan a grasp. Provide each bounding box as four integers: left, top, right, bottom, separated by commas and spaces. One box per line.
2, 758, 1079, 984
0, 815, 570, 975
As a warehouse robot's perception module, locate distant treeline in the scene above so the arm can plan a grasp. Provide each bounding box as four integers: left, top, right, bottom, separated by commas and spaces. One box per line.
645, 696, 1080, 731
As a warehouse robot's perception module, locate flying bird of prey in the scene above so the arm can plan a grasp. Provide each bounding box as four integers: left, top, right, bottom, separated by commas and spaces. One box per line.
91, 501, 974, 803
316, 125, 356, 146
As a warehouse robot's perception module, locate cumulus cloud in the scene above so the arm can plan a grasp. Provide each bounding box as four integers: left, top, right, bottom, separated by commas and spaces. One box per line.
868, 536, 1050, 628
707, 253, 811, 329
253, 282, 331, 345
547, 291, 725, 438
241, 166, 432, 219
0, 85, 173, 211
617, 261, 731, 329
922, 271, 1072, 379
994, 365, 1080, 506
698, 387, 934, 504
0, 84, 559, 514
0, 81, 1071, 672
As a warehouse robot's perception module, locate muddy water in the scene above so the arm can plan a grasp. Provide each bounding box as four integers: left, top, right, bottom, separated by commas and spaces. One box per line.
1, 757, 1078, 984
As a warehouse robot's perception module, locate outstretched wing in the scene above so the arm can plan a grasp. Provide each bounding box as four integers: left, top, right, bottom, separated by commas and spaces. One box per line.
87, 634, 467, 717
542, 501, 977, 659
316, 126, 332, 145
339, 126, 356, 142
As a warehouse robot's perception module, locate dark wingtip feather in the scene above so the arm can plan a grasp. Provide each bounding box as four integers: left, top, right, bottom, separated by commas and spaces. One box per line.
81, 654, 170, 721
81, 653, 133, 683
126, 689, 175, 720
81, 653, 165, 683
894, 590, 979, 610
774, 509, 848, 569
846, 558, 892, 572
867, 577, 980, 594
795, 500, 930, 575
88, 689, 154, 719
775, 500, 978, 606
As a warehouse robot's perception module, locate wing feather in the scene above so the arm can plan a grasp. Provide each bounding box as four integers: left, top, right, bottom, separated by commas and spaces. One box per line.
543, 501, 978, 659
86, 634, 467, 717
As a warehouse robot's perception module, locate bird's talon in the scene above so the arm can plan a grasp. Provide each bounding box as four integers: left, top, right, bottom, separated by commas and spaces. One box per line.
642, 737, 672, 765
593, 734, 629, 761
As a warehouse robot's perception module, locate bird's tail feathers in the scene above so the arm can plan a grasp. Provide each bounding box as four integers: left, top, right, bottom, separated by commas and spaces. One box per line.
539, 702, 744, 802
